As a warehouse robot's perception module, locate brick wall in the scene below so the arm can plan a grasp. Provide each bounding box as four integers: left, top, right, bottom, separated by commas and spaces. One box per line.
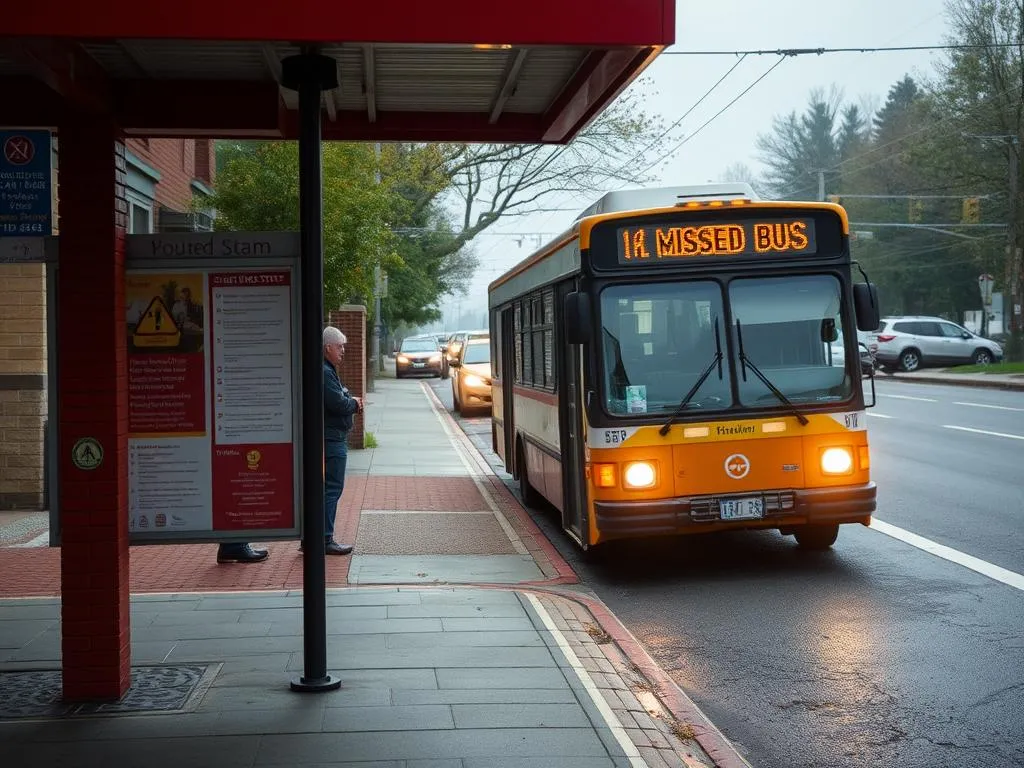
0, 263, 48, 509
124, 138, 202, 223
327, 306, 367, 448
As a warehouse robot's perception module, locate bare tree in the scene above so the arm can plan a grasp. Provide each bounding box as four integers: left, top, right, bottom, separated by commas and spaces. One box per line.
390, 82, 674, 251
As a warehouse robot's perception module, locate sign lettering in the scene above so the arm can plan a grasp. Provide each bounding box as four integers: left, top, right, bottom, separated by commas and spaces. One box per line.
617, 219, 817, 263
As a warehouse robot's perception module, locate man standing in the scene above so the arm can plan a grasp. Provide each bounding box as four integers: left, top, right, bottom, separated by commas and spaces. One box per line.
319, 326, 362, 555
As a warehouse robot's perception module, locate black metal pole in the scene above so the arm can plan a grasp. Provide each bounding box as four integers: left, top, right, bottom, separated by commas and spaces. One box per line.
283, 51, 341, 693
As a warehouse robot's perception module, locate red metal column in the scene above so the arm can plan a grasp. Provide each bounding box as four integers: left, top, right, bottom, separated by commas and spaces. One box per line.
57, 117, 131, 701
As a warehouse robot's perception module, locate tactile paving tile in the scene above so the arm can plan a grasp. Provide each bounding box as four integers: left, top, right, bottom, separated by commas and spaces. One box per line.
357, 511, 517, 555
0, 664, 217, 719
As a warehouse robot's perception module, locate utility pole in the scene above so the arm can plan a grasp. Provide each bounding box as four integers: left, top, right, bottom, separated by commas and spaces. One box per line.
1008, 136, 1020, 336
817, 169, 825, 202
371, 142, 384, 375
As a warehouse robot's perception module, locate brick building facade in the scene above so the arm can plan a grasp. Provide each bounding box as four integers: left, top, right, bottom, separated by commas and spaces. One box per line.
0, 137, 216, 511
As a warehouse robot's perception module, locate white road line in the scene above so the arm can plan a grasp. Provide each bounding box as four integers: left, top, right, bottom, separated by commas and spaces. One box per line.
942, 425, 1024, 441
954, 401, 1024, 412
878, 393, 937, 402
524, 593, 648, 768
870, 519, 1024, 592
867, 412, 894, 419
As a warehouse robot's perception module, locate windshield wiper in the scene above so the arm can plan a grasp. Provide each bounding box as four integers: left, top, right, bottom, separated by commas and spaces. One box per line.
659, 319, 724, 437
735, 319, 809, 426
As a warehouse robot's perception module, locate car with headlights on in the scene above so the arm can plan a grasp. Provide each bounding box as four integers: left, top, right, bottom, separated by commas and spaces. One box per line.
451, 338, 492, 415
396, 336, 444, 378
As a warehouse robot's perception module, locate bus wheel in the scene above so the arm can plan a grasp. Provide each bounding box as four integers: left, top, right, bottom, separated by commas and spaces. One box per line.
793, 524, 839, 550
516, 440, 543, 508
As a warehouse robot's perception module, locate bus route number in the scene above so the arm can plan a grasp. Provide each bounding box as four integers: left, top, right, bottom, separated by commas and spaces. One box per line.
604, 429, 628, 445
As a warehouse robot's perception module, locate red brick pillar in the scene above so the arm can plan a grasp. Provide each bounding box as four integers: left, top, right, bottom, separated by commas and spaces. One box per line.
57, 118, 131, 701
327, 306, 366, 447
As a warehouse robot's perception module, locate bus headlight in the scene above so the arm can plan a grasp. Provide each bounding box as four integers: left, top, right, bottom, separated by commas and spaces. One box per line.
820, 447, 853, 475
623, 461, 657, 489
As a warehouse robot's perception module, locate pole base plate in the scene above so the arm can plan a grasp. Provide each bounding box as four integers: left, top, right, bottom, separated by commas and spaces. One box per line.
290, 674, 343, 693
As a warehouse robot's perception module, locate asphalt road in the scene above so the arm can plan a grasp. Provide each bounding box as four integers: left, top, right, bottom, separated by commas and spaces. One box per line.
428, 376, 1024, 768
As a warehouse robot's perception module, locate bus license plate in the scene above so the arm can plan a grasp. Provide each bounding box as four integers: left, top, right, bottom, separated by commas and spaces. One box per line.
719, 497, 764, 520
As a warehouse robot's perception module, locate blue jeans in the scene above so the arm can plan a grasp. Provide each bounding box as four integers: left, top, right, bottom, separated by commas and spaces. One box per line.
324, 438, 348, 539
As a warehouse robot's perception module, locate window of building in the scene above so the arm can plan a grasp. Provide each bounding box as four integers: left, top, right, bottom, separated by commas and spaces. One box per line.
128, 200, 153, 234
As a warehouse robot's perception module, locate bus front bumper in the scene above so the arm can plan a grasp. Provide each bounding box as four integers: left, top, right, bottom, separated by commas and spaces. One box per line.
593, 482, 876, 537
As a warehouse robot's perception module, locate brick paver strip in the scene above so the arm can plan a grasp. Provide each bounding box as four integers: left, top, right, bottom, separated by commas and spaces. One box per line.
360, 476, 487, 512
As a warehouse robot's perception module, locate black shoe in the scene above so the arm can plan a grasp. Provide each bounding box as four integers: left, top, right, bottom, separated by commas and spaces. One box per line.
325, 540, 353, 556
217, 544, 269, 564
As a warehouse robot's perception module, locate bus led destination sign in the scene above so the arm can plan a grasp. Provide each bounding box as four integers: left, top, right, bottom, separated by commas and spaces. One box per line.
617, 218, 817, 263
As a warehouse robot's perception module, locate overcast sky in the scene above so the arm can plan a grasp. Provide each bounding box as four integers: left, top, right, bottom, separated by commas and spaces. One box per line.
439, 0, 951, 328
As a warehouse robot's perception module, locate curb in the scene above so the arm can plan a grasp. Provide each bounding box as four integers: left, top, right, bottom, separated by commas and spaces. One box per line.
421, 381, 751, 768
568, 590, 752, 768
877, 373, 1024, 391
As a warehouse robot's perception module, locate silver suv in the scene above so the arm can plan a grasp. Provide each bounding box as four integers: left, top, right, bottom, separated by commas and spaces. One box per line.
874, 316, 1003, 372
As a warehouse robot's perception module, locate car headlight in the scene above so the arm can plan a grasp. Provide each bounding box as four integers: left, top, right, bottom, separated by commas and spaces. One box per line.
820, 447, 853, 475
623, 461, 657, 489
429, 354, 441, 362
464, 374, 485, 387
396, 355, 408, 363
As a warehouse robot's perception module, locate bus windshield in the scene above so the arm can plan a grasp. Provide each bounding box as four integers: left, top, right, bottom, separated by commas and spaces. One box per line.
599, 275, 853, 416
600, 281, 732, 415
730, 274, 851, 405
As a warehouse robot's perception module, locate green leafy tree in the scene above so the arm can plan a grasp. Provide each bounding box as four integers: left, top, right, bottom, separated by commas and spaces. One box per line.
213, 141, 396, 311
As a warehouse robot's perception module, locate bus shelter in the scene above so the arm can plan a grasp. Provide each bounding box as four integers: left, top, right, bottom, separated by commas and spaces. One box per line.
0, 0, 673, 700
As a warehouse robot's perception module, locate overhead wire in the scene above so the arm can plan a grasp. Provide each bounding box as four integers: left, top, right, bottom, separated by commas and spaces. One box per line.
660, 42, 1024, 56
632, 55, 789, 180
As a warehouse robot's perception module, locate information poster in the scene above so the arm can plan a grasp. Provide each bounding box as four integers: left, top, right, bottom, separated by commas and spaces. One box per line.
126, 259, 298, 540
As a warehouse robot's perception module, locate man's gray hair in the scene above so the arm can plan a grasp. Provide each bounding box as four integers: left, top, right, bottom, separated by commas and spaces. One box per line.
323, 326, 347, 347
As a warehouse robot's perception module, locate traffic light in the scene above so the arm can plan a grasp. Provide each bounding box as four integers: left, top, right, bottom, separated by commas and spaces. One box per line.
908, 198, 924, 223
962, 197, 980, 224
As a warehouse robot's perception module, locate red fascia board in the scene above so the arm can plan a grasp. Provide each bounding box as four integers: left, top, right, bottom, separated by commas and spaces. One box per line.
314, 112, 546, 144
542, 46, 661, 143
0, 1, 674, 46
115, 80, 285, 137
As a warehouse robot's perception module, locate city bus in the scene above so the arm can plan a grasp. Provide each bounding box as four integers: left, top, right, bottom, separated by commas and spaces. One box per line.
487, 184, 880, 551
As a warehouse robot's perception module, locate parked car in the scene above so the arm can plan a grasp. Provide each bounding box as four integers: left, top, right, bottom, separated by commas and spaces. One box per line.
829, 336, 875, 376
445, 329, 489, 365
395, 336, 444, 378
873, 316, 1004, 372
451, 338, 493, 415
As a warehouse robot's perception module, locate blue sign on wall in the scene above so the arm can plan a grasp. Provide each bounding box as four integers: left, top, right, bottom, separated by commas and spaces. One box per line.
0, 130, 52, 238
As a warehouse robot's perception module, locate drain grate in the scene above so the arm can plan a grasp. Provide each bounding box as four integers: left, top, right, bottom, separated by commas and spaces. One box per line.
0, 664, 219, 719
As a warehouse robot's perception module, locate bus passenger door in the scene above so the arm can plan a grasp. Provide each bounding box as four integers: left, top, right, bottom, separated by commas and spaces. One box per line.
500, 306, 516, 468
558, 283, 586, 543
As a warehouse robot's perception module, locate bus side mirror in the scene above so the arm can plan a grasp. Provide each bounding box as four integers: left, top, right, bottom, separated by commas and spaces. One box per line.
564, 291, 592, 344
853, 282, 880, 331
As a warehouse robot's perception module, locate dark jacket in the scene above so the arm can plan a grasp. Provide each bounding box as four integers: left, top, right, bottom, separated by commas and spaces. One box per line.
324, 359, 359, 442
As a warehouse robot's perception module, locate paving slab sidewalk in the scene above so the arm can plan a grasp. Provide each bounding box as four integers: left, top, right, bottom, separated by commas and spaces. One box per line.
0, 376, 750, 768
0, 587, 722, 768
